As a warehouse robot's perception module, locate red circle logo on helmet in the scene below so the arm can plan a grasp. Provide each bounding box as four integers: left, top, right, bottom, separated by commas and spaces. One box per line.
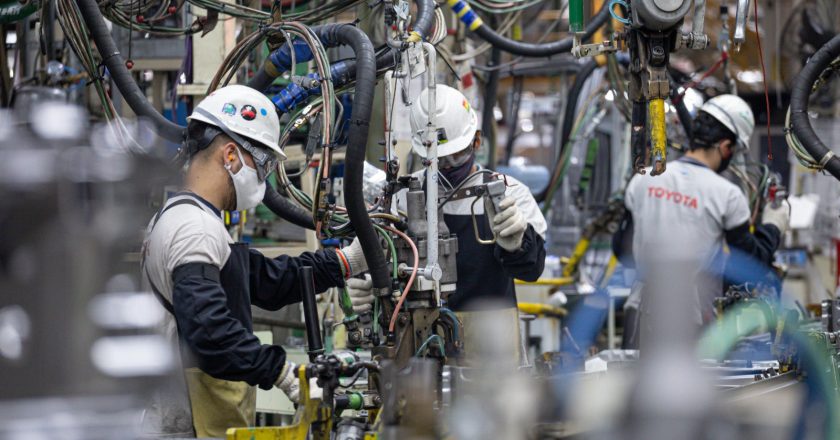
240, 105, 257, 121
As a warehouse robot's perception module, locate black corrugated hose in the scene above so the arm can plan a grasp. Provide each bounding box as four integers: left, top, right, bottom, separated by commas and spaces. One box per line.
789, 33, 840, 181
318, 24, 391, 291
469, 1, 610, 57
263, 182, 316, 230
534, 58, 598, 203
412, 0, 435, 42
76, 0, 185, 143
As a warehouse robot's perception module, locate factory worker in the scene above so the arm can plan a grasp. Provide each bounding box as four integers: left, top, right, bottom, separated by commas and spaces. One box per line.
140, 85, 367, 437
613, 94, 790, 349
347, 85, 547, 364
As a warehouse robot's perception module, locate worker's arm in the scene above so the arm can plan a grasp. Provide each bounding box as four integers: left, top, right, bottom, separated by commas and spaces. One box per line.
171, 262, 286, 390
722, 187, 786, 266
491, 183, 547, 281
724, 223, 781, 265
247, 249, 346, 311
493, 224, 546, 281
611, 210, 635, 268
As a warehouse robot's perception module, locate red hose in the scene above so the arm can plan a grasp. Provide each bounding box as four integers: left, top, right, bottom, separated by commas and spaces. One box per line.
386, 226, 419, 333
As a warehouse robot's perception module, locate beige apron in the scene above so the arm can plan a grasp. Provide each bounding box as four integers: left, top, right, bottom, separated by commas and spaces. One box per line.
184, 368, 256, 438
455, 307, 523, 367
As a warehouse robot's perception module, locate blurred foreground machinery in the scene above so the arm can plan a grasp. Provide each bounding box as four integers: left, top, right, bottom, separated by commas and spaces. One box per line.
0, 102, 174, 439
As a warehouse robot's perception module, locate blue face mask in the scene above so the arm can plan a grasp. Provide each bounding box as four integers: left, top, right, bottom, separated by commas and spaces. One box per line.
439, 151, 475, 186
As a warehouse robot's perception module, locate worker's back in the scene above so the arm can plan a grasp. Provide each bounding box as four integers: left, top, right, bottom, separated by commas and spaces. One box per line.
625, 158, 751, 275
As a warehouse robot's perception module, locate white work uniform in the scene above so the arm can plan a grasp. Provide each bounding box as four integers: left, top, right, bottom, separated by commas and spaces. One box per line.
624, 158, 751, 327
143, 193, 232, 342
141, 192, 254, 438
625, 159, 750, 272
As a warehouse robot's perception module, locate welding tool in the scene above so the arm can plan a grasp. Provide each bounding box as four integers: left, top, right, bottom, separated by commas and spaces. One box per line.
572, 0, 711, 175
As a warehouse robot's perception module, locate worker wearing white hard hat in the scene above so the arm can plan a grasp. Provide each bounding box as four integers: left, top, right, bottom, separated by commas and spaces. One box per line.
347, 84, 547, 364
141, 85, 368, 437
613, 94, 790, 349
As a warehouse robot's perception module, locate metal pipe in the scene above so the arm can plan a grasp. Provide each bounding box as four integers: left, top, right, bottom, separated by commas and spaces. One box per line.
299, 266, 324, 361
733, 0, 749, 50
693, 0, 706, 36
420, 42, 441, 284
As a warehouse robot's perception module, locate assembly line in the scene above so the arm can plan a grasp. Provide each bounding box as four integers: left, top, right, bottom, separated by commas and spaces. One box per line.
1, 0, 840, 439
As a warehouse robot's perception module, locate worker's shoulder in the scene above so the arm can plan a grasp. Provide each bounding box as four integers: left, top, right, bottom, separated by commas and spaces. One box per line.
701, 168, 743, 195
148, 200, 228, 244
500, 174, 536, 200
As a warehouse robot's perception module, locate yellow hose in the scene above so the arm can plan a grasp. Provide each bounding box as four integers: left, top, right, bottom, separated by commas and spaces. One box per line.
514, 277, 575, 286
518, 302, 568, 318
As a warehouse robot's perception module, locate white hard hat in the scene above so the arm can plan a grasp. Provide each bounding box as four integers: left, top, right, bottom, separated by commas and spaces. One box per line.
698, 94, 754, 150
409, 84, 478, 158
188, 85, 286, 160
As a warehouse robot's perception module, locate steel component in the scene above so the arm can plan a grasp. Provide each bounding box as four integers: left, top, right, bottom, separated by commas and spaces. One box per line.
733, 0, 750, 51
676, 31, 710, 50
420, 42, 441, 284
692, 0, 706, 36
299, 266, 324, 361
399, 178, 459, 296
630, 0, 692, 31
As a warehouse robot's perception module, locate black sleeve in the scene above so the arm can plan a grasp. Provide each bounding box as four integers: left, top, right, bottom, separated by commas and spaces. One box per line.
171, 263, 285, 390
724, 222, 781, 266
248, 248, 346, 311
611, 210, 635, 269
493, 225, 546, 282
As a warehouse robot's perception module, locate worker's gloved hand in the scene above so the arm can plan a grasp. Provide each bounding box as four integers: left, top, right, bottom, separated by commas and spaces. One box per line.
762, 200, 791, 235
275, 362, 300, 404
492, 196, 527, 252
346, 274, 374, 314
339, 236, 368, 276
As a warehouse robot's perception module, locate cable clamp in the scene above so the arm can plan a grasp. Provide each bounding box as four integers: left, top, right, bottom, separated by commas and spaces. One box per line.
348, 118, 369, 127
87, 62, 109, 85
819, 151, 836, 168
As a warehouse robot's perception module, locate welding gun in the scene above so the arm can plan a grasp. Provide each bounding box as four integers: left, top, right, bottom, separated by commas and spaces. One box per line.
466, 179, 507, 245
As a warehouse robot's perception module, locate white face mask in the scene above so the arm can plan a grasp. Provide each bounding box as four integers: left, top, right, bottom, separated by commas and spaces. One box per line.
225, 147, 266, 211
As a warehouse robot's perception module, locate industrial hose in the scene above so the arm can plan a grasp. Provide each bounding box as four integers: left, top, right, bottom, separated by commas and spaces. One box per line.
249, 26, 399, 237
535, 58, 598, 203
76, 0, 184, 142
411, 0, 435, 42
560, 59, 598, 162
249, 0, 434, 92
449, 0, 610, 57
789, 33, 840, 181
318, 24, 391, 291
270, 49, 399, 113
263, 181, 316, 230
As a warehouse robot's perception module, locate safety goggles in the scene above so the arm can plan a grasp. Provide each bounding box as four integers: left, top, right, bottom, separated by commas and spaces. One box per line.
439, 147, 474, 169
194, 108, 278, 182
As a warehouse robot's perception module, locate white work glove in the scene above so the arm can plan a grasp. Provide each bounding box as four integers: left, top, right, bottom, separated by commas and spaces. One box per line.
339, 236, 368, 276
762, 201, 791, 235
275, 362, 300, 404
346, 274, 374, 314
492, 196, 527, 252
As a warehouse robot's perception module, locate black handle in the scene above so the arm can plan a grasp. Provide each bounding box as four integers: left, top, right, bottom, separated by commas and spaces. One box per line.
299, 266, 324, 361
